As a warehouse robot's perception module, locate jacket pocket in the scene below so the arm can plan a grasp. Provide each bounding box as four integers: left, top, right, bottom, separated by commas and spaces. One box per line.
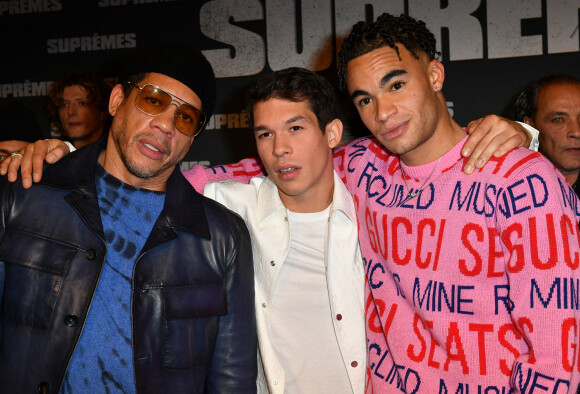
162, 283, 228, 369
0, 230, 74, 329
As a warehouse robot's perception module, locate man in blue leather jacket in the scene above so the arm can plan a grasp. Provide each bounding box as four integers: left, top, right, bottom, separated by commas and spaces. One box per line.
0, 45, 257, 393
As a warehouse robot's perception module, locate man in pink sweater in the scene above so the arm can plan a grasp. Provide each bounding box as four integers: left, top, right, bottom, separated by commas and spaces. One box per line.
333, 12, 580, 393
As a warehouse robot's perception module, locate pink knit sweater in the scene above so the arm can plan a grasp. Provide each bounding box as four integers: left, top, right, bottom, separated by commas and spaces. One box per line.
183, 135, 580, 393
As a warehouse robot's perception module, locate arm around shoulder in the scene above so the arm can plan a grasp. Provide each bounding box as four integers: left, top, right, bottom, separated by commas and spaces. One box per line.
0, 139, 71, 189
182, 158, 265, 193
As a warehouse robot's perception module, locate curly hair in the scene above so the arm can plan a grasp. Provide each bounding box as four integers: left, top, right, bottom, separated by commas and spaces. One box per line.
46, 71, 111, 134
513, 74, 580, 122
246, 67, 341, 133
338, 13, 440, 90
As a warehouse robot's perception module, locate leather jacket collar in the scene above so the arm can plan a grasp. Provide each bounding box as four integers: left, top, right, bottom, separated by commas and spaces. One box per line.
39, 135, 211, 243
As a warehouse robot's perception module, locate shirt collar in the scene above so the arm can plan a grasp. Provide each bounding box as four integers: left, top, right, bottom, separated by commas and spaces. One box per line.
255, 171, 357, 225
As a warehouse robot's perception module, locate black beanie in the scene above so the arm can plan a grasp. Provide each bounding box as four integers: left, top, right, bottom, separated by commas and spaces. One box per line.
118, 42, 216, 119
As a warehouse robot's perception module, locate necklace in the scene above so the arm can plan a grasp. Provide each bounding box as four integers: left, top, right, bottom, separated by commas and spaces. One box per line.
400, 156, 442, 199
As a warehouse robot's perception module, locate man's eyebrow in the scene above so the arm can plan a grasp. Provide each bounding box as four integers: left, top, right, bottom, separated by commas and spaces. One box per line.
350, 69, 407, 100
542, 111, 569, 120
253, 115, 308, 133
285, 115, 307, 124
379, 69, 407, 88
254, 124, 269, 133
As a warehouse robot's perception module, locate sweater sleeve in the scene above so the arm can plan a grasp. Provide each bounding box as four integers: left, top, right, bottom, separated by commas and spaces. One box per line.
181, 158, 266, 193
494, 153, 580, 392
183, 137, 385, 194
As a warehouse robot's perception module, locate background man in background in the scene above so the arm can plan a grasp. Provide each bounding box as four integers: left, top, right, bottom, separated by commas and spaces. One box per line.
513, 74, 580, 196
335, 13, 580, 392
47, 71, 111, 148
204, 68, 365, 393
0, 101, 44, 159
0, 46, 256, 392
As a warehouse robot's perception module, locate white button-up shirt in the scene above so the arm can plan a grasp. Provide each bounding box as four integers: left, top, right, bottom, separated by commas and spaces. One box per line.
204, 172, 366, 394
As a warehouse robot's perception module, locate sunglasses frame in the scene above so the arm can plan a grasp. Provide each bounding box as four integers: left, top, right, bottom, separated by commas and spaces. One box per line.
128, 81, 207, 137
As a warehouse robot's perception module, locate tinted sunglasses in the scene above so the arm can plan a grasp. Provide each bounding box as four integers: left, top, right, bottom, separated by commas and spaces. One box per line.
128, 82, 207, 137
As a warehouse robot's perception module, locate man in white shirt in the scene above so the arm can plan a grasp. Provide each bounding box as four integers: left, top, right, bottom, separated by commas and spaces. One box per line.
204, 68, 366, 393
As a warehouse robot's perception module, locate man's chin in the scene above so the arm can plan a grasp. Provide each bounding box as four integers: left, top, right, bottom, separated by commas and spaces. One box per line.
125, 162, 162, 179
65, 131, 88, 141
377, 140, 408, 156
123, 155, 182, 181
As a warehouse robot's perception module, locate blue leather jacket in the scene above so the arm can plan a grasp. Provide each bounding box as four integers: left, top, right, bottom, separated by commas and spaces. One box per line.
0, 138, 257, 393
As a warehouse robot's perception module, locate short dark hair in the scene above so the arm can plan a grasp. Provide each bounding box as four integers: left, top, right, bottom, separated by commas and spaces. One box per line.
246, 67, 341, 133
46, 71, 111, 134
513, 74, 580, 122
338, 13, 440, 90
121, 73, 147, 97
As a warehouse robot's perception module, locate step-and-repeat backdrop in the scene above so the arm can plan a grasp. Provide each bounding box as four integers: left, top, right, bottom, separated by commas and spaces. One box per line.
1, 0, 579, 168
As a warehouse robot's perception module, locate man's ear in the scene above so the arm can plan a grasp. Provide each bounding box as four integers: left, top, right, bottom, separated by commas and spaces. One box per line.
325, 118, 343, 149
108, 84, 125, 116
523, 116, 535, 127
429, 59, 445, 93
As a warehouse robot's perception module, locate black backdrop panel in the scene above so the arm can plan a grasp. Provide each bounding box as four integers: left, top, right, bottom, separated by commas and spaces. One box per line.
0, 0, 578, 168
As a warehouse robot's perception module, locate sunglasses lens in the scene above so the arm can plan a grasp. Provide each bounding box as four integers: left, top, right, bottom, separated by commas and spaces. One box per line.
175, 105, 205, 137
135, 84, 206, 137
135, 85, 173, 115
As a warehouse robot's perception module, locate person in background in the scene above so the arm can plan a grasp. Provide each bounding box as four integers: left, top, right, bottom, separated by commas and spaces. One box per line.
513, 74, 580, 197
46, 71, 111, 149
0, 101, 44, 160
